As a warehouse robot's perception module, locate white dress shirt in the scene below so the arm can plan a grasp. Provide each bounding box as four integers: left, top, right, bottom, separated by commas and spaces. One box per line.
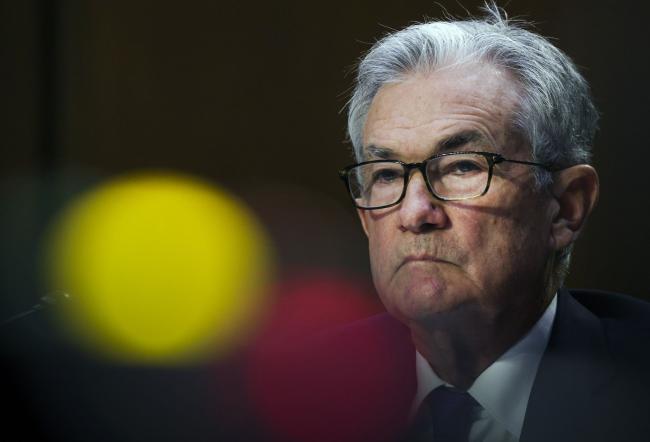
410, 294, 557, 441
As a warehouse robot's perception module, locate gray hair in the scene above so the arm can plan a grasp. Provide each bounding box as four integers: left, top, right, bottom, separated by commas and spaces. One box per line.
346, 3, 599, 291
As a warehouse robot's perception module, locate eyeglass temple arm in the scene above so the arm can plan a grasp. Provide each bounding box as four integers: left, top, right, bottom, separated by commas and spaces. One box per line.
494, 156, 554, 171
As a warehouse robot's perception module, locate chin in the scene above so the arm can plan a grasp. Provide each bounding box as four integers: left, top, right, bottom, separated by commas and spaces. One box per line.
381, 283, 459, 324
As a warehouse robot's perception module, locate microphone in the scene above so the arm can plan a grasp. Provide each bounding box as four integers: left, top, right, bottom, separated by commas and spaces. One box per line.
0, 291, 72, 327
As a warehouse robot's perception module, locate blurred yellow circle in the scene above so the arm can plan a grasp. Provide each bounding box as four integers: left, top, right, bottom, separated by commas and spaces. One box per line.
44, 172, 272, 364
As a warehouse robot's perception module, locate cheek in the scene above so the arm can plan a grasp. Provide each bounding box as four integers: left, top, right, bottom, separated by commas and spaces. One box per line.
367, 226, 391, 271
449, 211, 490, 262
460, 203, 549, 287
365, 223, 398, 291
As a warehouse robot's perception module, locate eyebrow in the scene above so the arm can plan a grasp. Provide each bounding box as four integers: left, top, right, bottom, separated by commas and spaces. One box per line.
439, 130, 488, 152
364, 130, 490, 160
365, 145, 394, 159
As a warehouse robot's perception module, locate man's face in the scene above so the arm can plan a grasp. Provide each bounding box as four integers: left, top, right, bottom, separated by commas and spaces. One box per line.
358, 63, 556, 327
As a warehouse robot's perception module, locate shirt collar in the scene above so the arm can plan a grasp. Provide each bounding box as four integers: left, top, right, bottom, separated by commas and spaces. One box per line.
411, 294, 557, 438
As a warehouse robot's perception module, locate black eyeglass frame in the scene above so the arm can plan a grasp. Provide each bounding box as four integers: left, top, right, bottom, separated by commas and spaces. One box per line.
338, 151, 554, 210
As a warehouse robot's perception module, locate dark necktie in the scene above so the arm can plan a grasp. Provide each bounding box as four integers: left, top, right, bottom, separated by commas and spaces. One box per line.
423, 385, 481, 442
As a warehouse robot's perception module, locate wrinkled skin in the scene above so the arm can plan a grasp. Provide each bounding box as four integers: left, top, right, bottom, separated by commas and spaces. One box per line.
357, 63, 563, 386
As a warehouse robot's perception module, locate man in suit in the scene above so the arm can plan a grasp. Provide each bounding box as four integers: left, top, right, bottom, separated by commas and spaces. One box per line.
335, 4, 650, 442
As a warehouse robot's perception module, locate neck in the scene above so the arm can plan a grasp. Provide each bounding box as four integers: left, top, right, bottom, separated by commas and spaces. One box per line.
410, 291, 552, 389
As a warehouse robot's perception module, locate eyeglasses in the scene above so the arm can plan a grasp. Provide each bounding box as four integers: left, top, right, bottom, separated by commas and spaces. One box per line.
338, 151, 553, 210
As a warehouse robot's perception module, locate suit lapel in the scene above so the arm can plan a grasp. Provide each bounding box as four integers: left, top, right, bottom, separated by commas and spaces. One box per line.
520, 289, 616, 442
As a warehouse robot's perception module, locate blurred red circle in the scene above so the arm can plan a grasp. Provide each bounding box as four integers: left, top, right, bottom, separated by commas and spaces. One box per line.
245, 271, 414, 442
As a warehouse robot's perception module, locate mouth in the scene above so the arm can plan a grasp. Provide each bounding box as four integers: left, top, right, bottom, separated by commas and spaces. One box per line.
399, 255, 449, 269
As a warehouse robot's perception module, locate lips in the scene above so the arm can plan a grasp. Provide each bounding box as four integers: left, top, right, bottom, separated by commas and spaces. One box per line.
405, 254, 441, 261
399, 254, 448, 269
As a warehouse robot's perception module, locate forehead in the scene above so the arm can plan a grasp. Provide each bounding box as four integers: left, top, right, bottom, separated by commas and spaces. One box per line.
362, 63, 522, 159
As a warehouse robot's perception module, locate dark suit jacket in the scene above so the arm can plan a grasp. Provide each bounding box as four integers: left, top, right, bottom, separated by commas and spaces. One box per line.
309, 288, 650, 442
522, 288, 650, 442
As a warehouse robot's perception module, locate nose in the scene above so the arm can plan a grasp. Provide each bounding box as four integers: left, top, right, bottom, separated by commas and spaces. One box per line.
398, 170, 448, 233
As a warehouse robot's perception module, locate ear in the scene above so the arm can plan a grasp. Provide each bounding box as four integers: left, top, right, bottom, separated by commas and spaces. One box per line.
357, 208, 370, 238
550, 165, 599, 250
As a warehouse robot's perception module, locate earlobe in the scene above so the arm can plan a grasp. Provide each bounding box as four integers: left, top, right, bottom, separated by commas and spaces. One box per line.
357, 208, 370, 238
550, 165, 599, 250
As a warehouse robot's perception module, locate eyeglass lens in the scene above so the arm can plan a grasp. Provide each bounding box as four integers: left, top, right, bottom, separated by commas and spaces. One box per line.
348, 153, 490, 208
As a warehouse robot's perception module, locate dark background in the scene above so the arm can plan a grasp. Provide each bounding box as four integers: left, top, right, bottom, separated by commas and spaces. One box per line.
0, 1, 648, 440
1, 0, 648, 303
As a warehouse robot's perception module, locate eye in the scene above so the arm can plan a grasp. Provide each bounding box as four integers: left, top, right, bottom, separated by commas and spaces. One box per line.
372, 167, 402, 183
446, 159, 484, 175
